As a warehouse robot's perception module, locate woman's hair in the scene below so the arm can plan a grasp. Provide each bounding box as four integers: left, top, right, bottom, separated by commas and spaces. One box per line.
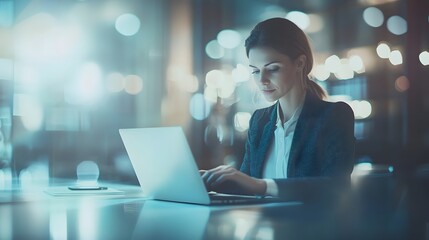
245, 17, 326, 99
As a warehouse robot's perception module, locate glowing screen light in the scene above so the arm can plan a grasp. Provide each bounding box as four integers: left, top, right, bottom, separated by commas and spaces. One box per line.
387, 16, 407, 35
362, 7, 384, 27
205, 40, 225, 59
286, 11, 310, 30
115, 13, 140, 36
189, 93, 211, 120
217, 30, 242, 49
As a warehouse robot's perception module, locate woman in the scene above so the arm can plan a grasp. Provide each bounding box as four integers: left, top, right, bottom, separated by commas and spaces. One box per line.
201, 18, 355, 197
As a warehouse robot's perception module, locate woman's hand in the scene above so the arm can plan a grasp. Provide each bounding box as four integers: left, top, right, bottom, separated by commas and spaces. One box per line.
199, 165, 267, 195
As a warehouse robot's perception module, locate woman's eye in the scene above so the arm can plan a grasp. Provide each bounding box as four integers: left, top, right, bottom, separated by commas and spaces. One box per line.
268, 66, 279, 72
251, 70, 260, 74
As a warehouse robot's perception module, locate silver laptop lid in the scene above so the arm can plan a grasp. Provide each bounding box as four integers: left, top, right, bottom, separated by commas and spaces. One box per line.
119, 127, 210, 204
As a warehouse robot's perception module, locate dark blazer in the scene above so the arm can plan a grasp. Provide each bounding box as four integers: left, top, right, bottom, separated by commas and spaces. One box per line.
240, 92, 355, 198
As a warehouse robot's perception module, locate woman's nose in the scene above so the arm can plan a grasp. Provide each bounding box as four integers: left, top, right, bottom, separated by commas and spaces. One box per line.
257, 72, 270, 85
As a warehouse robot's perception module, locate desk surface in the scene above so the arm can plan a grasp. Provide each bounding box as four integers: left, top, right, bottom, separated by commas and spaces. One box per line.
0, 176, 427, 240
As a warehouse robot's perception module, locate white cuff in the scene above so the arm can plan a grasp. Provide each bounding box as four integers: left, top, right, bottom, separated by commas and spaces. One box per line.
263, 179, 279, 197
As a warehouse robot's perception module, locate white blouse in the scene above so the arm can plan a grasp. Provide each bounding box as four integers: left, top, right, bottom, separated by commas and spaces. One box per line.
262, 102, 303, 196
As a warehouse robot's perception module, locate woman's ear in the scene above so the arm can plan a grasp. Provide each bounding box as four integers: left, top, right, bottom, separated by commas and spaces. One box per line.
295, 55, 307, 71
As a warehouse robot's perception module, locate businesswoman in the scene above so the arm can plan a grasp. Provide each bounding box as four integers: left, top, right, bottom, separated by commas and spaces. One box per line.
201, 18, 355, 197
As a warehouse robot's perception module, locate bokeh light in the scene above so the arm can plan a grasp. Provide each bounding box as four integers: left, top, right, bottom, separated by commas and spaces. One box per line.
181, 75, 199, 93
106, 72, 125, 93
286, 11, 310, 30
115, 13, 140, 36
349, 100, 372, 119
419, 51, 429, 66
65, 62, 103, 105
0, 58, 13, 80
124, 75, 143, 95
232, 64, 251, 83
205, 69, 225, 88
205, 40, 225, 59
389, 50, 403, 65
386, 16, 407, 35
324, 55, 341, 73
395, 75, 410, 92
362, 7, 384, 27
14, 94, 44, 131
312, 64, 330, 81
306, 14, 324, 33
205, 69, 235, 99
234, 112, 251, 132
376, 43, 391, 59
204, 86, 218, 103
189, 93, 211, 120
349, 55, 365, 73
19, 162, 49, 188
334, 59, 354, 80
217, 30, 241, 49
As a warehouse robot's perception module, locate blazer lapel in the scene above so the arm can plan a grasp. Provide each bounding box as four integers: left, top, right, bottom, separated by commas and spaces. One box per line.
251, 103, 278, 178
287, 93, 317, 177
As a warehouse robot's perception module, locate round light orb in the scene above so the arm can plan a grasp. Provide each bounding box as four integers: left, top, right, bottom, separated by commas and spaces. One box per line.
217, 29, 242, 49
389, 50, 403, 65
362, 7, 384, 27
286, 11, 310, 30
395, 76, 410, 92
387, 16, 407, 35
376, 43, 391, 59
419, 51, 429, 66
205, 40, 225, 59
115, 13, 140, 36
189, 93, 211, 120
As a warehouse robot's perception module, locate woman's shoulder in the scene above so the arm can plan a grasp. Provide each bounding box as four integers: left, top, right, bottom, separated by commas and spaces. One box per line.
324, 100, 353, 116
315, 99, 354, 122
252, 103, 276, 116
304, 93, 354, 120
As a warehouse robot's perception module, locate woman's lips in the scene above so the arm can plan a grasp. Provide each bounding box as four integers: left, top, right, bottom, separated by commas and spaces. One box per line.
262, 89, 275, 94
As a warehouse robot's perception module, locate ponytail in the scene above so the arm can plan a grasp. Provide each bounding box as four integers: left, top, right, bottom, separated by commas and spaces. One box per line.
306, 78, 327, 100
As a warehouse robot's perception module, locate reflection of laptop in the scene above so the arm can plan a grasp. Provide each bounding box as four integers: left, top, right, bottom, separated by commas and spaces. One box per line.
119, 127, 279, 205
131, 200, 210, 239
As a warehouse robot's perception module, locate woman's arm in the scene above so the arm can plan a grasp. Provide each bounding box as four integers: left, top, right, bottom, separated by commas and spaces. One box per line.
200, 166, 266, 195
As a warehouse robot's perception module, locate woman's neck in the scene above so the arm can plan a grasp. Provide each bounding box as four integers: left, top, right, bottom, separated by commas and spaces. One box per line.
278, 87, 306, 123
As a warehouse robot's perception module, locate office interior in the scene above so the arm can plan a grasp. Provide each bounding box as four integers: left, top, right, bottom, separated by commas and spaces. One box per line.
0, 0, 428, 239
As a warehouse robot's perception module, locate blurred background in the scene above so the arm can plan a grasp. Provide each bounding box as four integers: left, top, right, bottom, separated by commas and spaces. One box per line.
0, 0, 427, 187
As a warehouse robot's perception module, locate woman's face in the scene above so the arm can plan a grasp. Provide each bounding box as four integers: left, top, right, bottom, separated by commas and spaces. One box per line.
248, 46, 303, 102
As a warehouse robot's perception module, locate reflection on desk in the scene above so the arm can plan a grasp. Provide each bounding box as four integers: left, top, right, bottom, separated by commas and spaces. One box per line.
0, 174, 428, 240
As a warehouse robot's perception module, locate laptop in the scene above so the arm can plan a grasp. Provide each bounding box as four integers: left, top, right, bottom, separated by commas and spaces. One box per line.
119, 127, 282, 205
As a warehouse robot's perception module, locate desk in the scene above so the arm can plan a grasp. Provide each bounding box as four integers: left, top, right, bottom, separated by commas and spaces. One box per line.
0, 176, 425, 240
